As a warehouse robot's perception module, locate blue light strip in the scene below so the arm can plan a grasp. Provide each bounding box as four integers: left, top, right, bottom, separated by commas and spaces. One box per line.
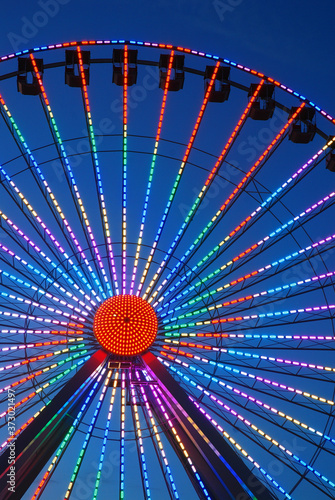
93, 370, 119, 500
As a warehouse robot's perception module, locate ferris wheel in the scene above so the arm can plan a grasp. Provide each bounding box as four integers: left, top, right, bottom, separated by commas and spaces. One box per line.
0, 39, 334, 499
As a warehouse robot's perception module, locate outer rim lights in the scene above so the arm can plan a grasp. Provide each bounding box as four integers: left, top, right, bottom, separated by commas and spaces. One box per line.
93, 295, 158, 356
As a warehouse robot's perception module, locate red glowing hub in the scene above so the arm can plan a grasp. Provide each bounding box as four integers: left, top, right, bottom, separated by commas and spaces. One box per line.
93, 295, 158, 356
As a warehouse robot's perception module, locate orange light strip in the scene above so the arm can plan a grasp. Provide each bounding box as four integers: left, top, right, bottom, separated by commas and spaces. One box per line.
141, 61, 221, 299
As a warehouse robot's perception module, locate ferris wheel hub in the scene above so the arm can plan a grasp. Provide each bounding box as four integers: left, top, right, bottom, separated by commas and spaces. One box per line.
93, 294, 158, 355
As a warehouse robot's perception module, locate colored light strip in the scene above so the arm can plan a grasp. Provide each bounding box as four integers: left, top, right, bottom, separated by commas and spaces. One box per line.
159, 185, 335, 310
0, 355, 90, 451
191, 399, 293, 499
0, 343, 85, 381
122, 45, 128, 295
140, 61, 221, 299
150, 102, 306, 305
0, 336, 83, 356
120, 370, 126, 499
164, 331, 335, 341
147, 381, 212, 499
0, 307, 85, 328
161, 358, 335, 490
64, 368, 111, 498
158, 351, 334, 406
129, 375, 152, 499
30, 54, 113, 298
0, 349, 89, 419
0, 162, 99, 302
93, 370, 119, 500
163, 302, 335, 331
135, 370, 179, 499
0, 207, 97, 306
130, 50, 175, 295
0, 95, 103, 301
77, 46, 114, 297
0, 340, 85, 395
0, 267, 92, 314
163, 270, 335, 322
160, 229, 335, 314
165, 350, 335, 445
0, 329, 83, 337
0, 289, 86, 322
163, 338, 335, 377
147, 80, 264, 304
31, 364, 105, 499
1, 40, 334, 125
0, 240, 96, 308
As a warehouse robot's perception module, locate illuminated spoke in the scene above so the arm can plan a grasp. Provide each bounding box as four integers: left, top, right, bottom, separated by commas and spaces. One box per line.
0, 240, 97, 308
148, 380, 212, 499
158, 186, 335, 311
129, 374, 152, 499
146, 80, 264, 303
158, 230, 335, 317
140, 61, 221, 299
158, 352, 335, 408
92, 369, 119, 500
77, 46, 115, 297
161, 269, 335, 323
0, 352, 91, 421
130, 50, 175, 295
31, 364, 105, 499
120, 370, 126, 499
135, 370, 180, 499
160, 358, 335, 493
30, 54, 111, 296
64, 368, 111, 499
0, 94, 103, 300
150, 103, 307, 304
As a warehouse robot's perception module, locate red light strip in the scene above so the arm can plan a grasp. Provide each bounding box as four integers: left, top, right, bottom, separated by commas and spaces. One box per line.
122, 45, 128, 294
141, 61, 221, 299
130, 50, 175, 295
0, 329, 84, 336
148, 80, 265, 303
220, 103, 305, 214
